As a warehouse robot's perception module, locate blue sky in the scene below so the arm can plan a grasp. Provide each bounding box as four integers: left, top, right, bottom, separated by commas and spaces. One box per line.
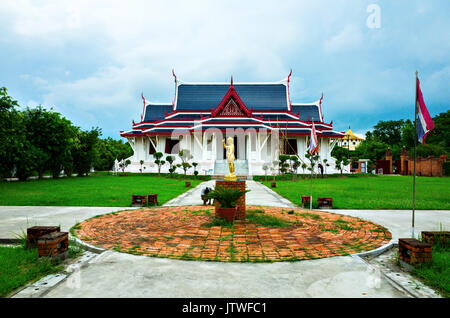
1, 0, 449, 139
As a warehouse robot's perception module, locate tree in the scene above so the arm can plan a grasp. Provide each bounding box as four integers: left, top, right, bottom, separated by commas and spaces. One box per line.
421, 110, 450, 150
192, 162, 199, 178
19, 106, 78, 179
278, 154, 290, 174
290, 155, 300, 180
301, 162, 307, 175
178, 149, 193, 177
372, 120, 404, 145
271, 160, 279, 181
153, 152, 164, 176
72, 127, 100, 176
323, 158, 330, 174
166, 155, 175, 177
305, 152, 319, 176
262, 163, 269, 181
0, 87, 27, 178
119, 159, 131, 173
335, 157, 350, 174
94, 137, 133, 171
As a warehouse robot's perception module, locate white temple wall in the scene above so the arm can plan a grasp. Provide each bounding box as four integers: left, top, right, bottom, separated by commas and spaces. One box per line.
124, 133, 344, 175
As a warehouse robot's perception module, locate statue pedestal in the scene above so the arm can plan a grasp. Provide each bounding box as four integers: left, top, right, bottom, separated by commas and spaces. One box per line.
215, 180, 246, 219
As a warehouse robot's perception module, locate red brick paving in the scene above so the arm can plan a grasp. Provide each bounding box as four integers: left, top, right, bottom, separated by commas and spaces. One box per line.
75, 206, 391, 262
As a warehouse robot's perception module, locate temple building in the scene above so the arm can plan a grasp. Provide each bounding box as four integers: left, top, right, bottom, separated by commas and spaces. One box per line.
337, 129, 365, 151
120, 72, 345, 176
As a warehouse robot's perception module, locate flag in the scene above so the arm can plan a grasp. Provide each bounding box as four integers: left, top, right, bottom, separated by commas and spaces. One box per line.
309, 121, 319, 155
416, 77, 434, 144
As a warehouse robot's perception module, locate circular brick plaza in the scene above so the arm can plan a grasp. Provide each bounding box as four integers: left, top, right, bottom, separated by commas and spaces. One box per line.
74, 206, 392, 262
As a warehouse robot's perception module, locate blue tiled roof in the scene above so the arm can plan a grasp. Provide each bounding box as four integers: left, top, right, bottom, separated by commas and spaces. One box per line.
176, 84, 288, 111
291, 105, 321, 121
143, 104, 173, 122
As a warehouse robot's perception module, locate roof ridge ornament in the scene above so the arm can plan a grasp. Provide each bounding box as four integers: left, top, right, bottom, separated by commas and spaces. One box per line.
286, 69, 292, 111
319, 92, 324, 122
230, 75, 233, 87
172, 69, 178, 111
141, 92, 146, 122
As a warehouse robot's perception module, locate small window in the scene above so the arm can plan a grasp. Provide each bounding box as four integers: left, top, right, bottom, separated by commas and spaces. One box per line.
149, 142, 156, 155
283, 139, 298, 155
165, 139, 180, 154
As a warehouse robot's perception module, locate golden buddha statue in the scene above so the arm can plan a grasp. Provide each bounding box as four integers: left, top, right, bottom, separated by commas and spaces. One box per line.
223, 137, 237, 181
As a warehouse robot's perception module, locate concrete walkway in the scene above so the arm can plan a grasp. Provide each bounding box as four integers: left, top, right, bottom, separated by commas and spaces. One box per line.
0, 206, 136, 239
164, 180, 295, 208
322, 209, 450, 241
3, 181, 449, 298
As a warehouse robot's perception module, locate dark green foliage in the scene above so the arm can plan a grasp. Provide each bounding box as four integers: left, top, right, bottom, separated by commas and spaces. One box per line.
94, 137, 133, 171
372, 120, 405, 145
205, 185, 250, 208
0, 88, 28, 179
443, 161, 450, 177
178, 149, 193, 177
278, 154, 290, 174
345, 111, 450, 163
72, 127, 101, 177
166, 155, 175, 177
153, 152, 164, 175
1, 87, 130, 180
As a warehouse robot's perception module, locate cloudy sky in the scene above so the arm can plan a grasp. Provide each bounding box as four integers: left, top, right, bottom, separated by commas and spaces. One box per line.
1, 0, 449, 139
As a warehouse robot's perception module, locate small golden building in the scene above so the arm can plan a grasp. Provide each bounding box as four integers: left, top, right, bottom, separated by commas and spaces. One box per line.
337, 129, 365, 151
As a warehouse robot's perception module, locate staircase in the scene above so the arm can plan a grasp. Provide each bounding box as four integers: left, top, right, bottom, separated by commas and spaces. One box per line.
213, 159, 249, 179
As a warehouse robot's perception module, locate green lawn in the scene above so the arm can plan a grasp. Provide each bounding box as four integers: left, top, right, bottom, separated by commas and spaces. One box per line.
0, 173, 201, 207
412, 241, 450, 297
263, 175, 450, 210
0, 245, 62, 297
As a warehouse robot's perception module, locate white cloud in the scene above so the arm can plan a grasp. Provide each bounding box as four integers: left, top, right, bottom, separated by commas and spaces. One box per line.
323, 25, 363, 53
1, 0, 449, 137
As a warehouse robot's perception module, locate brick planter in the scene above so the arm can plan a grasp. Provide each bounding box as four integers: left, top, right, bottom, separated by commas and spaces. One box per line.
215, 180, 246, 219
398, 238, 432, 265
26, 226, 60, 248
216, 207, 237, 223
148, 194, 158, 206
271, 182, 276, 188
421, 231, 449, 246
301, 195, 310, 208
131, 195, 147, 207
37, 232, 69, 259
318, 197, 333, 208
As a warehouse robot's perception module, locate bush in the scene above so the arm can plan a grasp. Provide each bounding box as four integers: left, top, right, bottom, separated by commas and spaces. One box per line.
443, 161, 450, 176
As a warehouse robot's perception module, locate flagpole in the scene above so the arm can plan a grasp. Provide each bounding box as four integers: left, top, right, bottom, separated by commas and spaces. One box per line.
310, 118, 314, 210
310, 158, 313, 210
412, 70, 418, 239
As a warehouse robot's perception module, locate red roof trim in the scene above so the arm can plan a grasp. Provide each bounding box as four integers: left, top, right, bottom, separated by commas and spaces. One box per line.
211, 85, 253, 117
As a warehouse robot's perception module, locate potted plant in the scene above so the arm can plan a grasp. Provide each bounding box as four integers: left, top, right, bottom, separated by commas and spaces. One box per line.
205, 185, 250, 222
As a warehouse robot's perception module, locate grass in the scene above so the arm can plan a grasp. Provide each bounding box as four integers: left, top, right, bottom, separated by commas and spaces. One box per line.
0, 172, 201, 207
263, 175, 450, 210
0, 229, 86, 298
411, 241, 450, 297
0, 245, 62, 297
245, 210, 291, 228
